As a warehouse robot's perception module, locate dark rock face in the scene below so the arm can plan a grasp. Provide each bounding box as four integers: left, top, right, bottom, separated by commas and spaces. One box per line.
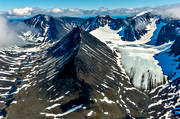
125, 12, 154, 41
123, 26, 135, 41
155, 19, 180, 45
81, 15, 124, 31
156, 24, 179, 45
171, 38, 180, 56
46, 27, 81, 58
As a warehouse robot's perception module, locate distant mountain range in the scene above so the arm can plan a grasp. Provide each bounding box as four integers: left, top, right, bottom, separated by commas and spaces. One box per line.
0, 12, 179, 119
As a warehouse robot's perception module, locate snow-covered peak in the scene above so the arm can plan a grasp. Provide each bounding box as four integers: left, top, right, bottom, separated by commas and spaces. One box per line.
136, 11, 149, 17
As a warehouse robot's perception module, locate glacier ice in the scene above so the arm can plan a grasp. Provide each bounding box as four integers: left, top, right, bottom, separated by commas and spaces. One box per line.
90, 21, 168, 90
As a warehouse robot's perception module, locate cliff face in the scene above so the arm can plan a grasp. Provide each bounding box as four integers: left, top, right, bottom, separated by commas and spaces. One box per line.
156, 24, 179, 45
171, 38, 180, 56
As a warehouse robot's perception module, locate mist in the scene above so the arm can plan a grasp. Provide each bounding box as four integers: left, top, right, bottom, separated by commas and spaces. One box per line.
0, 16, 26, 48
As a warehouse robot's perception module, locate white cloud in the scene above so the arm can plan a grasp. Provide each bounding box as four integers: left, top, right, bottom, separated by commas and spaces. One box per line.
2, 7, 145, 17
52, 8, 63, 13
0, 16, 26, 48
8, 7, 33, 16
154, 4, 180, 19
68, 8, 83, 14
0, 16, 17, 48
99, 7, 108, 12
1, 4, 180, 18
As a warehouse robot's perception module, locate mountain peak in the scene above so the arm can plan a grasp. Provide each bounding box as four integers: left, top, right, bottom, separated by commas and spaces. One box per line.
136, 11, 149, 17
133, 11, 153, 19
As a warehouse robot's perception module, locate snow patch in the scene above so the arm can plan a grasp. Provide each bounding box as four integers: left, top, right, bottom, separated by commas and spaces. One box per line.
100, 97, 115, 104
46, 103, 61, 110
87, 111, 93, 116
41, 104, 83, 118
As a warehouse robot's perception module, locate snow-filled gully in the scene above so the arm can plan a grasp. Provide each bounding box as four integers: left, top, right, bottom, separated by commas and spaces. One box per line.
90, 23, 169, 90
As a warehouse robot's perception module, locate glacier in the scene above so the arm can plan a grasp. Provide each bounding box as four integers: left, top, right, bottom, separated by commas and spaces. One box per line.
90, 21, 169, 90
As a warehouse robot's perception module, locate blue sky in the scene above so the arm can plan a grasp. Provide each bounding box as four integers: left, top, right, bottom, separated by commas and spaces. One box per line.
0, 0, 180, 11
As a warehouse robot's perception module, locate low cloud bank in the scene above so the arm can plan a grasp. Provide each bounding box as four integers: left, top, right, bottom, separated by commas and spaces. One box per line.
153, 4, 180, 19
1, 4, 180, 19
0, 7, 150, 17
0, 16, 25, 48
0, 16, 17, 48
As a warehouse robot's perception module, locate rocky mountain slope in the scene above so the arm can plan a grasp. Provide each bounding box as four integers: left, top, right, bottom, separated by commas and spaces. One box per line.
3, 27, 150, 119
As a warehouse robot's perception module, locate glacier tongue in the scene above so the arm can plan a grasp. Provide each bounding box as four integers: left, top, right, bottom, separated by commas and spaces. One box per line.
116, 46, 164, 90
90, 22, 166, 90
